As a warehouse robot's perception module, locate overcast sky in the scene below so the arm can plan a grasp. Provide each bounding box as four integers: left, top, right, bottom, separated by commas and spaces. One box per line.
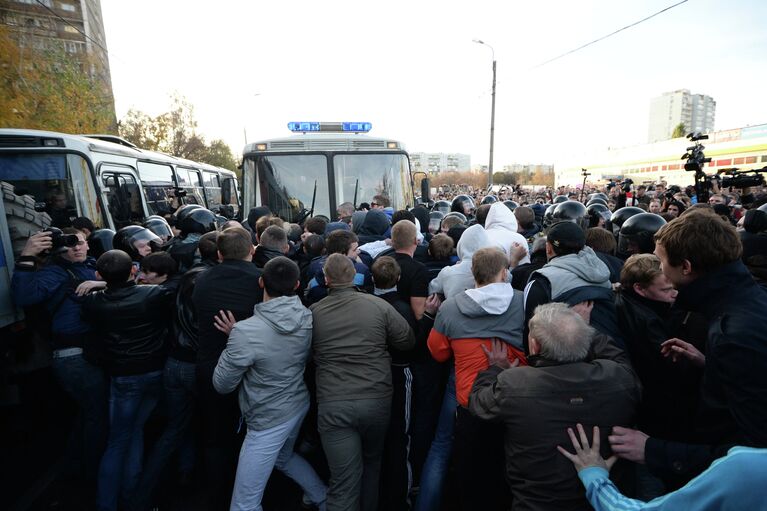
101, 0, 767, 167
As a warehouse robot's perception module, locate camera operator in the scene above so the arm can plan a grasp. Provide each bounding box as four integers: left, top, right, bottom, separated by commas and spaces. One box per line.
608, 209, 767, 486
10, 228, 108, 495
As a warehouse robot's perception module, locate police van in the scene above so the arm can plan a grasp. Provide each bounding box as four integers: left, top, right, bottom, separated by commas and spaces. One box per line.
0, 129, 240, 335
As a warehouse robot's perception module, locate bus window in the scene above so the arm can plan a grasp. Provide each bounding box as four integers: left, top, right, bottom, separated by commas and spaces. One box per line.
333, 153, 412, 212
102, 172, 144, 228
256, 154, 330, 222
203, 171, 222, 210
176, 168, 205, 206
137, 161, 176, 215
0, 153, 82, 229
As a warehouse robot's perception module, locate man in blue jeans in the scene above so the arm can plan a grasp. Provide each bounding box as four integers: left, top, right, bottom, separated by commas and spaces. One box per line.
213, 256, 327, 511
82, 250, 173, 511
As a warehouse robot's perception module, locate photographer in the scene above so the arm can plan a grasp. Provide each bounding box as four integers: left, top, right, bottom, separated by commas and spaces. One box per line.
10, 228, 107, 496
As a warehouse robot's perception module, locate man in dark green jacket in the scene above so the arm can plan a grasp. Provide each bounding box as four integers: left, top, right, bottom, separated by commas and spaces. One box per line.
311, 253, 414, 511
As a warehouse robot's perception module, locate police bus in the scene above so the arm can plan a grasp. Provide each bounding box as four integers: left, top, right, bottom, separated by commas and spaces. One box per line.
242, 122, 415, 223
0, 129, 240, 332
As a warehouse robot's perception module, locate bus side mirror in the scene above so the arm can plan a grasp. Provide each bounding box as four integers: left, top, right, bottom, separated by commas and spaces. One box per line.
421, 177, 431, 203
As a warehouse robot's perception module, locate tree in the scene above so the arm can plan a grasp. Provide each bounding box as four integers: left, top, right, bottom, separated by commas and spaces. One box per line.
672, 122, 686, 138
0, 25, 115, 132
118, 94, 239, 174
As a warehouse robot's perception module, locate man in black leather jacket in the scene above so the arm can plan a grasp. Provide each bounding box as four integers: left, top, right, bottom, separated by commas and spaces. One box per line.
82, 250, 173, 511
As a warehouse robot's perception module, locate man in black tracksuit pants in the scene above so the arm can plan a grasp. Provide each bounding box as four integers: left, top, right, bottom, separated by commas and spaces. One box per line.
371, 256, 438, 511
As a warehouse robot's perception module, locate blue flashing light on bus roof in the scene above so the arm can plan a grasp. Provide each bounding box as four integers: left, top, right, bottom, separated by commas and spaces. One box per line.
288, 122, 321, 132
287, 122, 372, 133
342, 122, 372, 133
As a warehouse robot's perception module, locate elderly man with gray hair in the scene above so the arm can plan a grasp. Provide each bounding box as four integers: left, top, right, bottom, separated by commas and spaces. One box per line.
469, 302, 640, 511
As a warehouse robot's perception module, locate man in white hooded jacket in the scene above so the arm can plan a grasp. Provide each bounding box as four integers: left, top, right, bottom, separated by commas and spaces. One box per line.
485, 202, 531, 266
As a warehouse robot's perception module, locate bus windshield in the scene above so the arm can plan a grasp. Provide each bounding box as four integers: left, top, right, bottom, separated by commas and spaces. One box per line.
333, 153, 411, 212
256, 154, 331, 222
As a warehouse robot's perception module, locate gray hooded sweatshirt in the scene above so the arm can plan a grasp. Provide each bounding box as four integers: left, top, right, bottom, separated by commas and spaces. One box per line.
213, 295, 312, 431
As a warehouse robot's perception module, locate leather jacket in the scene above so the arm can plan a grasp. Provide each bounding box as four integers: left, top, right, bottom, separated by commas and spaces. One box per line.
82, 281, 172, 376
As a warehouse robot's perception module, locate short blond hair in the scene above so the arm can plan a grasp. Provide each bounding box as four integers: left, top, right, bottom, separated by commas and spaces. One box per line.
620, 253, 663, 289
391, 220, 417, 251
323, 253, 355, 287
471, 247, 508, 286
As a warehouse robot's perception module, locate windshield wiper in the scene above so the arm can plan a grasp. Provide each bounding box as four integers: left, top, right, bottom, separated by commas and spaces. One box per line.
352, 178, 359, 209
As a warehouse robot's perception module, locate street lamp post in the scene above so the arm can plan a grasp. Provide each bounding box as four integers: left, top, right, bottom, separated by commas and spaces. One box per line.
473, 39, 496, 187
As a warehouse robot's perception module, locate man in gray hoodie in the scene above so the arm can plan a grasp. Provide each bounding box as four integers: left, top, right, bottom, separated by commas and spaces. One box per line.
213, 257, 327, 511
523, 221, 624, 350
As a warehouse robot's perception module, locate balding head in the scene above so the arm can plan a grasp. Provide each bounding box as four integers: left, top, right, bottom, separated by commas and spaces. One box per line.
528, 302, 593, 363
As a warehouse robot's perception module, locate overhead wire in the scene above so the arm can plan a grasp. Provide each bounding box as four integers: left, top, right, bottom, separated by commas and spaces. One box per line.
529, 0, 690, 70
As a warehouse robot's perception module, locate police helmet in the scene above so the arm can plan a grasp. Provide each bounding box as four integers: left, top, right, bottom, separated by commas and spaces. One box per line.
451, 195, 475, 215
551, 201, 589, 231
481, 195, 498, 205
443, 211, 468, 225
542, 204, 558, 230
433, 200, 451, 215
428, 211, 445, 234
180, 208, 218, 236
143, 216, 173, 242
173, 204, 204, 227
113, 225, 161, 261
88, 228, 115, 259
610, 206, 645, 236
553, 195, 569, 204
503, 200, 519, 211
618, 213, 667, 256
589, 192, 609, 202
758, 203, 767, 214
586, 198, 608, 208
586, 203, 612, 229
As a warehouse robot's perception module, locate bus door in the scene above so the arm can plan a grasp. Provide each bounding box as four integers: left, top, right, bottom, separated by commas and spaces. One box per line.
99, 165, 147, 229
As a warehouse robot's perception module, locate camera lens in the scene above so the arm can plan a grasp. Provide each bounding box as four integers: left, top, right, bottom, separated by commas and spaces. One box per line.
63, 234, 80, 247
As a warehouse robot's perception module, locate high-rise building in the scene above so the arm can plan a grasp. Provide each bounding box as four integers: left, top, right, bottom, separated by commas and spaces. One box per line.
647, 89, 715, 143
0, 0, 115, 121
410, 152, 471, 174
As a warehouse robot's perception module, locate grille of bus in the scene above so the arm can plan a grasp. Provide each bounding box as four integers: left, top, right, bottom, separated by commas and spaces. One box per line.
267, 139, 391, 151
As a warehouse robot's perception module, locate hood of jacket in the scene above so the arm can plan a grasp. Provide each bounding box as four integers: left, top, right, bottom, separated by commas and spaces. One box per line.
462, 282, 514, 316
485, 202, 519, 234
351, 211, 367, 234
357, 209, 390, 242
456, 224, 491, 261
253, 295, 312, 334
546, 246, 611, 285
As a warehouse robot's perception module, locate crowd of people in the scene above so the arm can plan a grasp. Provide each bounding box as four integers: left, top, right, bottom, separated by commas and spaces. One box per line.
9, 179, 767, 511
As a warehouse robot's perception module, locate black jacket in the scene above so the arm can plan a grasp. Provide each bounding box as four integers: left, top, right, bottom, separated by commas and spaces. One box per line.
82, 281, 172, 376
253, 245, 285, 269
595, 251, 623, 283
615, 289, 704, 443
511, 250, 547, 291
645, 260, 767, 481
193, 259, 263, 367
378, 291, 435, 364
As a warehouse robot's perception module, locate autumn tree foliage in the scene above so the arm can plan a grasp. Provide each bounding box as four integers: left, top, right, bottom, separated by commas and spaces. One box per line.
118, 94, 238, 173
0, 24, 115, 133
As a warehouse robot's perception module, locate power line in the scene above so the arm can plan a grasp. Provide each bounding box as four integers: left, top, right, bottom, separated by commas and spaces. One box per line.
34, 0, 111, 57
530, 0, 689, 70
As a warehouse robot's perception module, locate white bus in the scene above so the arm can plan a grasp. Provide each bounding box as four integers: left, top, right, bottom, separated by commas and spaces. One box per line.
241, 122, 414, 223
